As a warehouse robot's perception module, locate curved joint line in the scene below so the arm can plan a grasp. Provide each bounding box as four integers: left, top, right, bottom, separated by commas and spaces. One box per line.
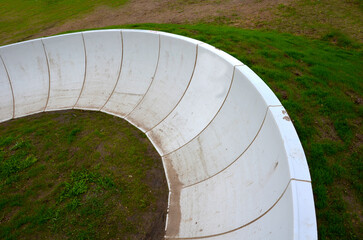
179, 104, 283, 190
178, 103, 287, 191
73, 32, 87, 109
100, 30, 124, 111
161, 63, 244, 158
166, 178, 311, 239
0, 54, 15, 119
291, 178, 311, 183
124, 33, 161, 119
179, 103, 270, 190
41, 39, 51, 112
145, 43, 199, 134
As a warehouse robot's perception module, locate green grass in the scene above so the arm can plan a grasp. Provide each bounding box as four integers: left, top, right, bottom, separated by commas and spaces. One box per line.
69, 23, 361, 239
0, 0, 128, 45
268, 0, 363, 43
0, 110, 167, 239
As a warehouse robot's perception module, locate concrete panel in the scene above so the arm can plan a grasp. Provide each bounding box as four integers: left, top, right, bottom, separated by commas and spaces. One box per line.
102, 30, 159, 117
163, 65, 282, 187
0, 57, 13, 122
75, 30, 123, 110
268, 106, 311, 181
42, 33, 85, 110
291, 180, 317, 240
147, 44, 242, 155
125, 32, 199, 132
165, 106, 308, 238
191, 181, 317, 240
0, 40, 48, 118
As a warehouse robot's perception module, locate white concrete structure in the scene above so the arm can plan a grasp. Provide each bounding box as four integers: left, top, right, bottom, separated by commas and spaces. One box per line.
0, 30, 317, 239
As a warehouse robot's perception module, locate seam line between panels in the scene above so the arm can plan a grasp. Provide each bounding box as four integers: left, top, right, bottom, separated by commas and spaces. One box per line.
165, 178, 311, 239
41, 39, 51, 111
180, 104, 281, 190
100, 30, 124, 111
114, 92, 143, 96
0, 54, 15, 119
161, 64, 244, 157
73, 33, 88, 108
125, 33, 161, 119
146, 44, 199, 133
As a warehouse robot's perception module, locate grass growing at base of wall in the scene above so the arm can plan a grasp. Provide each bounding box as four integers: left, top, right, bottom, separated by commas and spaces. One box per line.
77, 23, 362, 239
0, 110, 167, 240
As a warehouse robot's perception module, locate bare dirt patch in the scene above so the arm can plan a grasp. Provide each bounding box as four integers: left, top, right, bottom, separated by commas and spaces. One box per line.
33, 0, 283, 38
33, 0, 363, 42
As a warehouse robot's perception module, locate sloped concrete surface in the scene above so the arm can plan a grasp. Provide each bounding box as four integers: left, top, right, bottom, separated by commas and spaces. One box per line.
0, 30, 317, 239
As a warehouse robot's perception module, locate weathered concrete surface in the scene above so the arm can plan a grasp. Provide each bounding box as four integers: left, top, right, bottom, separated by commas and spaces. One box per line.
0, 30, 317, 239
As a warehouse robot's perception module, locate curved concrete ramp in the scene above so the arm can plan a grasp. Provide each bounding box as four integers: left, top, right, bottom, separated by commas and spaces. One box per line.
0, 30, 317, 239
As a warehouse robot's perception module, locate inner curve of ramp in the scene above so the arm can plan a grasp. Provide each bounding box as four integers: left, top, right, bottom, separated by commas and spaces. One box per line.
0, 29, 317, 239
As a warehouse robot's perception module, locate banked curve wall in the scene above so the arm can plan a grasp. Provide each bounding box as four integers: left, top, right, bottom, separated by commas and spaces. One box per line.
0, 30, 317, 239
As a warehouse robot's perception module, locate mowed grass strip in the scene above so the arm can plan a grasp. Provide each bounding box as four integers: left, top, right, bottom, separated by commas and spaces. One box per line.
0, 110, 167, 240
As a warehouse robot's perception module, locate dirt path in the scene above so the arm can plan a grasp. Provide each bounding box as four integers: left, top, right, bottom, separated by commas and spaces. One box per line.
34, 0, 280, 37
33, 0, 363, 42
